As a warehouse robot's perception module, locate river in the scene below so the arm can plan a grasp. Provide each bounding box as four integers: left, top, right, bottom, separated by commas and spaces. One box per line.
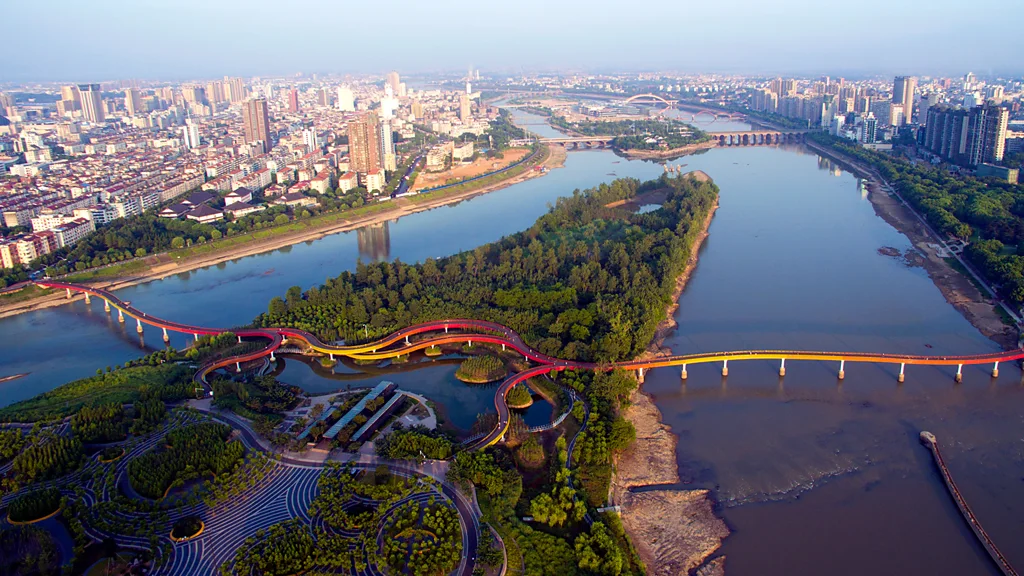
2, 109, 1021, 575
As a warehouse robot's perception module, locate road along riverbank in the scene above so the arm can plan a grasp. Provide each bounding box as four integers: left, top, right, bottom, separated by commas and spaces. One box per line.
611, 171, 729, 575
0, 145, 567, 321
805, 140, 1018, 350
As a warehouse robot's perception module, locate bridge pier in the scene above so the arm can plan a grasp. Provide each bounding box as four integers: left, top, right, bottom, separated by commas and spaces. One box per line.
501, 343, 505, 351
117, 309, 125, 323
84, 293, 90, 304
136, 318, 144, 334
992, 361, 999, 378
637, 367, 644, 383
955, 364, 963, 383
898, 363, 905, 383
779, 358, 786, 377
722, 359, 729, 377
66, 288, 72, 299
195, 333, 199, 342
162, 327, 169, 343
104, 300, 110, 313
681, 364, 687, 380
270, 352, 275, 362
237, 336, 242, 344
405, 335, 410, 345
236, 362, 241, 373
329, 353, 334, 360
444, 325, 448, 334
838, 360, 845, 380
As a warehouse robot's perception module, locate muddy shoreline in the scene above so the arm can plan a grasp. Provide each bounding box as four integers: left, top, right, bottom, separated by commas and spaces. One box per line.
612, 174, 729, 575
0, 145, 568, 321
805, 140, 1017, 350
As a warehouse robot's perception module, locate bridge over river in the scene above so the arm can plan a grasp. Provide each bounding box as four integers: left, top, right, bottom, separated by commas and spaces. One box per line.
38, 280, 1024, 450
540, 130, 808, 149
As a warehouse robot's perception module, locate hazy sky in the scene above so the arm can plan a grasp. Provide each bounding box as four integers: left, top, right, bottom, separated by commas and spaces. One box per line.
6, 0, 1022, 82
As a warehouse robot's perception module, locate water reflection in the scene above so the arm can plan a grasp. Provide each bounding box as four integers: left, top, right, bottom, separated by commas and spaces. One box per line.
357, 221, 391, 262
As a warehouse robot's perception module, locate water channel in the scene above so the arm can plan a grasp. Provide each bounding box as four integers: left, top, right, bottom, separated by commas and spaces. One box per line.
1, 108, 1021, 575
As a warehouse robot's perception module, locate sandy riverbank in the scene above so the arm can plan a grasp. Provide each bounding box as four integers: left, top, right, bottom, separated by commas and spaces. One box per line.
805, 140, 1017, 349
611, 174, 729, 575
0, 145, 568, 321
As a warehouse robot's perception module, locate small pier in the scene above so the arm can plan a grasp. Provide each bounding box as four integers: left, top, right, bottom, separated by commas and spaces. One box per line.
920, 431, 1019, 576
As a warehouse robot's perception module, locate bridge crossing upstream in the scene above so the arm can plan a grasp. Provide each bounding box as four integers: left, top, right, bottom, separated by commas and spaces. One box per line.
38, 281, 1024, 449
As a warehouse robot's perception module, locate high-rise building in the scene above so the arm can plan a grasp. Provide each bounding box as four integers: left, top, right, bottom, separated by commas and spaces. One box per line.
78, 84, 105, 123
459, 93, 472, 123
60, 85, 80, 104
182, 119, 201, 149
206, 80, 226, 104
288, 88, 299, 113
124, 88, 142, 117
386, 71, 400, 94
410, 100, 423, 120
892, 76, 916, 125
918, 93, 937, 127
242, 98, 271, 150
317, 88, 331, 107
861, 113, 877, 144
337, 86, 355, 112
303, 128, 319, 152
182, 85, 207, 106
348, 111, 382, 175
967, 105, 1008, 166
225, 77, 246, 103
380, 119, 396, 172
925, 105, 1007, 166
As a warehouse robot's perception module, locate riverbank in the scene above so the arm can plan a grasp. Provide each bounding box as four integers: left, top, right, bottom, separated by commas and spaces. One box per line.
620, 140, 719, 160
0, 145, 567, 321
611, 174, 729, 575
805, 140, 1018, 350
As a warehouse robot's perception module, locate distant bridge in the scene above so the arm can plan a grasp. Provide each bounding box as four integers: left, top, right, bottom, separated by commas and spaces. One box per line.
539, 130, 808, 149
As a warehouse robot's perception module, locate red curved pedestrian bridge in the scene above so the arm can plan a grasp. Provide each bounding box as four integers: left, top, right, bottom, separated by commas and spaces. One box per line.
41, 281, 1024, 449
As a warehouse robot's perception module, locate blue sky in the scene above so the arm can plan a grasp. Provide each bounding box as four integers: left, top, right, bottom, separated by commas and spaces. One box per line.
6, 0, 1022, 82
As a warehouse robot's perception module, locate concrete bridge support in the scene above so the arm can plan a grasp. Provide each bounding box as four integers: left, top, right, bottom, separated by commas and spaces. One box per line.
681, 364, 687, 380
501, 343, 506, 351
104, 300, 110, 313
838, 360, 845, 380
722, 359, 729, 377
637, 367, 645, 383
162, 327, 169, 343
779, 358, 786, 377
955, 364, 963, 383
136, 318, 144, 334
236, 362, 241, 373
270, 352, 275, 362
992, 362, 999, 378
195, 333, 199, 342
117, 309, 125, 323
66, 288, 72, 299
84, 293, 90, 304
405, 335, 410, 345
898, 363, 905, 383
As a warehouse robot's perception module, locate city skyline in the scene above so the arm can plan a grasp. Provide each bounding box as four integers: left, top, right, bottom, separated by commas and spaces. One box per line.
4, 0, 1024, 82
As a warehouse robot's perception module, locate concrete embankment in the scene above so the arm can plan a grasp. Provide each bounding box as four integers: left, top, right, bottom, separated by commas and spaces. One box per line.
920, 431, 1020, 576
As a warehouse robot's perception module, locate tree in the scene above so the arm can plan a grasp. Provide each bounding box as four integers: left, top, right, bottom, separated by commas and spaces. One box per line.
135, 248, 147, 257
575, 522, 624, 575
171, 237, 185, 249
268, 297, 287, 316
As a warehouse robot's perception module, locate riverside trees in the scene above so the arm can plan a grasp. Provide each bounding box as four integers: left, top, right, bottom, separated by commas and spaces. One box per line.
256, 173, 719, 364
810, 132, 1024, 308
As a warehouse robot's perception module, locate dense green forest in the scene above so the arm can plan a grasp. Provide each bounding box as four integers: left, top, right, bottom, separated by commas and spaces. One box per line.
0, 360, 192, 422
8, 487, 62, 522
256, 173, 718, 363
375, 426, 455, 460
455, 354, 507, 383
12, 436, 83, 483
128, 422, 244, 499
811, 132, 1024, 307
71, 403, 127, 443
